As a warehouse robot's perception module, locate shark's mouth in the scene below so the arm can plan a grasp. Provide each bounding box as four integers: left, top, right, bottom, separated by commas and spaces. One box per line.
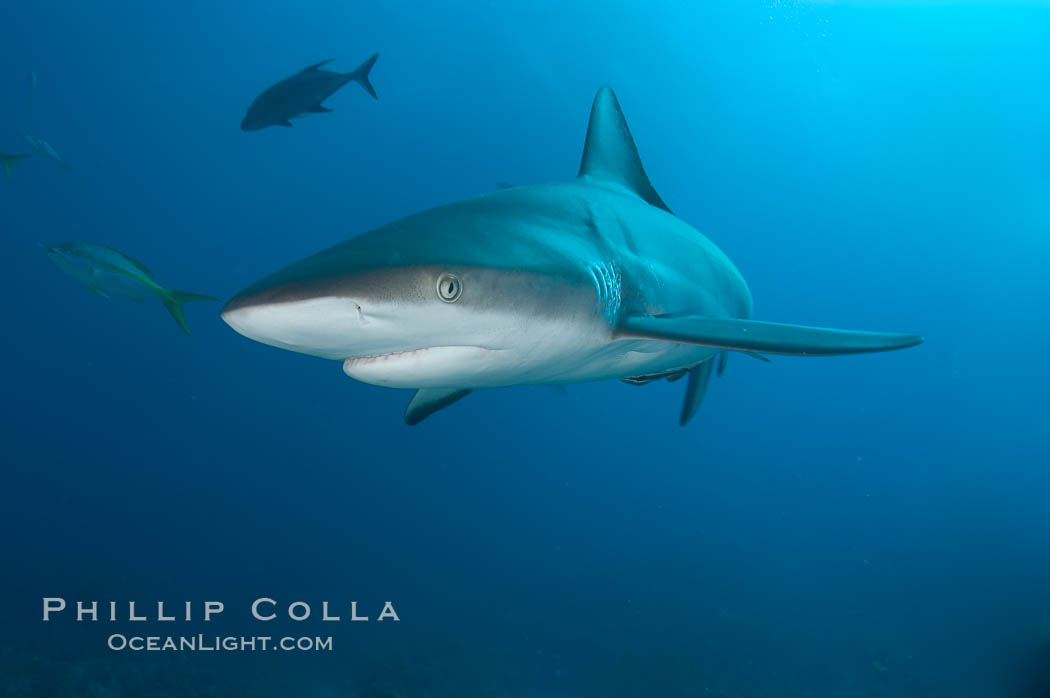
343, 347, 439, 367
342, 345, 497, 388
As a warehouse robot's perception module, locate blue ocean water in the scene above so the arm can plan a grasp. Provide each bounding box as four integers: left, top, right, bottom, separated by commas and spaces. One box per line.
2, 1, 1049, 695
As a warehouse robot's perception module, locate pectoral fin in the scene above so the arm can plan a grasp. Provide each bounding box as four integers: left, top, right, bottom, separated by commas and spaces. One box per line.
404, 388, 472, 425
617, 315, 922, 356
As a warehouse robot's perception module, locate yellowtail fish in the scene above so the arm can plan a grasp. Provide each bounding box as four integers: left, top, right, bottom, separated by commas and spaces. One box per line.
46, 241, 216, 334
0, 150, 30, 176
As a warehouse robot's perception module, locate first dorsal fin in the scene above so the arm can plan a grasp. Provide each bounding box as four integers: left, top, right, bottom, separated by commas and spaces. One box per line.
578, 86, 671, 213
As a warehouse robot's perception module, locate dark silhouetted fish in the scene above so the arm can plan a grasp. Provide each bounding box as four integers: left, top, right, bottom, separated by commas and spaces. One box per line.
241, 54, 378, 131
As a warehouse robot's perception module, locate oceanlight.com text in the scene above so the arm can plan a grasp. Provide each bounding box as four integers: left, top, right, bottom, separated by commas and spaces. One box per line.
107, 634, 334, 652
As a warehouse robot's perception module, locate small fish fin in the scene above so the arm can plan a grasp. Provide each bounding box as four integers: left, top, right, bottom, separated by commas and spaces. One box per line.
716, 350, 728, 375
160, 288, 219, 335
306, 104, 333, 113
278, 119, 293, 127
578, 86, 671, 213
680, 358, 715, 426
744, 351, 770, 363
347, 53, 378, 99
617, 314, 923, 356
404, 388, 472, 425
302, 58, 335, 72
0, 151, 30, 176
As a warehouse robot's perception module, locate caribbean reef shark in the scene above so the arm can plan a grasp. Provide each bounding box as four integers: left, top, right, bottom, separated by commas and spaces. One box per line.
222, 86, 922, 425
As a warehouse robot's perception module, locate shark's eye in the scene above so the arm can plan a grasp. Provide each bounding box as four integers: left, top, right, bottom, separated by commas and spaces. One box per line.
436, 272, 462, 303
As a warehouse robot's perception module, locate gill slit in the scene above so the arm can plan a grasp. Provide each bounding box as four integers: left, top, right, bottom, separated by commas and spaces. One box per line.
589, 261, 622, 324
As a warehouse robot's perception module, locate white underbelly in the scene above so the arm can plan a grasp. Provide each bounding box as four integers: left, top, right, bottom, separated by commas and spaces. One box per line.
533, 339, 718, 384
333, 301, 721, 389
342, 336, 716, 389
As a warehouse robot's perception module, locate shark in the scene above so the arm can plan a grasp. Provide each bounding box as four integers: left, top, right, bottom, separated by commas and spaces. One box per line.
222, 86, 922, 425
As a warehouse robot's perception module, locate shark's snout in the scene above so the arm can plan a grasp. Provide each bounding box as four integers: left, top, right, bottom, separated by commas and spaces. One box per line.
221, 292, 366, 360
220, 287, 510, 389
